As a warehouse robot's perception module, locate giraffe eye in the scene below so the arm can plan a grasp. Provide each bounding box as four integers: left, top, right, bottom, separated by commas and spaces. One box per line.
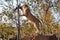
20, 7, 22, 10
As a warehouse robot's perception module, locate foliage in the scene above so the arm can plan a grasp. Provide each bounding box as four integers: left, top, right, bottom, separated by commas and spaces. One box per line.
0, 0, 60, 39
21, 21, 36, 37
0, 23, 16, 39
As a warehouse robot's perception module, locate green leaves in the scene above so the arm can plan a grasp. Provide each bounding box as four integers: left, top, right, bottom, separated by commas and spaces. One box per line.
0, 23, 16, 39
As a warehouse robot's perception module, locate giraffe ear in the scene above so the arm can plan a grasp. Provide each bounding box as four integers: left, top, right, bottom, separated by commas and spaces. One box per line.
25, 5, 28, 7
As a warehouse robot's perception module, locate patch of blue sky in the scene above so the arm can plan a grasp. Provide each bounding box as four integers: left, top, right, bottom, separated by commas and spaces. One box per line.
42, 0, 46, 4
0, 0, 60, 24
0, 0, 8, 6
0, 7, 2, 13
52, 9, 60, 22
13, 0, 17, 7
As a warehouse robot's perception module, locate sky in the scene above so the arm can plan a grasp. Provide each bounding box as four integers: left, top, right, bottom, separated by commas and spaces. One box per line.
0, 0, 60, 25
